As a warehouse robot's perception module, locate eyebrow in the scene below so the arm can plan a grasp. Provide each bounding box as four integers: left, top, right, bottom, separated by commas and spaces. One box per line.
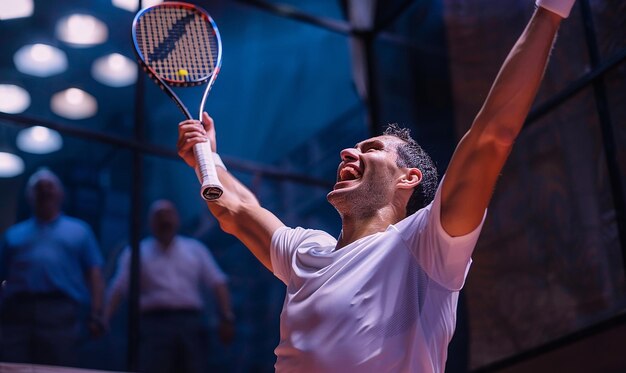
355, 138, 385, 150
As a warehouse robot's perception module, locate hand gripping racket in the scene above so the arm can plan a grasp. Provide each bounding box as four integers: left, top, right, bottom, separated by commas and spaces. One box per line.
132, 2, 223, 200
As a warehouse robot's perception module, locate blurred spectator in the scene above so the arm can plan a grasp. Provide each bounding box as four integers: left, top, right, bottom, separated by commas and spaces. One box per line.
0, 169, 105, 367
104, 199, 235, 373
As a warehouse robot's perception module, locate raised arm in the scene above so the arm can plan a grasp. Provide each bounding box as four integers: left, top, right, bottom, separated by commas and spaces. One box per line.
177, 113, 285, 272
440, 2, 572, 236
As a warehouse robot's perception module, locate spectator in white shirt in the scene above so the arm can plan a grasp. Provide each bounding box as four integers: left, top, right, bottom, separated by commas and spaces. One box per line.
104, 199, 234, 373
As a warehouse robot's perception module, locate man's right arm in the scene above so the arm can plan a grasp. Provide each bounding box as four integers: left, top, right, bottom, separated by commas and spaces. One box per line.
439, 3, 567, 237
177, 113, 285, 272
103, 249, 130, 326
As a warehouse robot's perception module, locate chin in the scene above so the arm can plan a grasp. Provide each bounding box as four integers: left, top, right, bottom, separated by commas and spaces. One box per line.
327, 184, 362, 211
326, 188, 346, 208
326, 189, 339, 203
327, 182, 353, 200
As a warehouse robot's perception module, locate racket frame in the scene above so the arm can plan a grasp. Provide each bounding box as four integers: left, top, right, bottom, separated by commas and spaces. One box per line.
132, 1, 224, 200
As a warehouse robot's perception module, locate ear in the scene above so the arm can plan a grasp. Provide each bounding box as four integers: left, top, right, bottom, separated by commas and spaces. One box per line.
397, 168, 422, 190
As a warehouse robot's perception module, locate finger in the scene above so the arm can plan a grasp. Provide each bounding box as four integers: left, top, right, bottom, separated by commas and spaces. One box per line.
178, 120, 204, 129
177, 135, 203, 154
178, 133, 206, 149
179, 119, 202, 127
202, 112, 214, 131
178, 122, 206, 136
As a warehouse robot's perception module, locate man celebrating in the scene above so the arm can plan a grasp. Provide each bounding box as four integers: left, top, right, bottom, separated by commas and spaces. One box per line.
177, 0, 576, 371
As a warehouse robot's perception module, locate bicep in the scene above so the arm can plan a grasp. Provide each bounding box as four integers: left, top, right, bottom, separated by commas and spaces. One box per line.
215, 203, 284, 272
441, 126, 512, 236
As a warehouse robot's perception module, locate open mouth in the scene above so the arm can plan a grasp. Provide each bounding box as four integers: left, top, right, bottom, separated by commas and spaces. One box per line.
338, 165, 362, 182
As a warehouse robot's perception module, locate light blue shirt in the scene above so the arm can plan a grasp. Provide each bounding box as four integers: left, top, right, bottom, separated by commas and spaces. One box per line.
0, 214, 103, 305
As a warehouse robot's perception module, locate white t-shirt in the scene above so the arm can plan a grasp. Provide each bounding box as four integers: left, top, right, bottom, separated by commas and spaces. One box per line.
270, 181, 485, 373
109, 235, 227, 312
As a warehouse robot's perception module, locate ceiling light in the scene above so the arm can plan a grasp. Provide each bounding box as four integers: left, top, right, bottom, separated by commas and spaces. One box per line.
112, 0, 163, 12
16, 126, 63, 154
51, 88, 98, 119
92, 53, 137, 87
13, 44, 68, 77
56, 14, 108, 47
0, 152, 25, 178
0, 84, 30, 113
0, 0, 33, 20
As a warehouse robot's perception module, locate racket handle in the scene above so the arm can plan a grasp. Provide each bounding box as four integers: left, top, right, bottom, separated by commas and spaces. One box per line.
193, 141, 224, 201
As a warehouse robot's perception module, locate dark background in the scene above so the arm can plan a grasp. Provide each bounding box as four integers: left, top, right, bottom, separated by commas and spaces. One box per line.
0, 0, 625, 371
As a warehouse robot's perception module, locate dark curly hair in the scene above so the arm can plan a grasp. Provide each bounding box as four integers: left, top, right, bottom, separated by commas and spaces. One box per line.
383, 123, 439, 216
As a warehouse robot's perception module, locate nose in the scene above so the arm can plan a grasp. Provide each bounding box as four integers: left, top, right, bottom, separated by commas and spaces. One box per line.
340, 148, 359, 162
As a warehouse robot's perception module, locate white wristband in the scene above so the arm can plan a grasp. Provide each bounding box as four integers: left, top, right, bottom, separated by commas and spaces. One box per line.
536, 0, 575, 19
212, 152, 226, 170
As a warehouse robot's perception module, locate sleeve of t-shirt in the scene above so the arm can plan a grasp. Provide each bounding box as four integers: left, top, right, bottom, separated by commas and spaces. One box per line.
270, 226, 336, 285
79, 221, 104, 269
195, 240, 228, 287
395, 176, 486, 290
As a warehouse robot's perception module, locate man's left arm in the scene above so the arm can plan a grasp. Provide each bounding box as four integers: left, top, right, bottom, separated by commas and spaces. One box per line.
441, 2, 573, 236
87, 267, 105, 334
214, 282, 235, 344
197, 243, 235, 343
214, 282, 235, 321
80, 224, 106, 335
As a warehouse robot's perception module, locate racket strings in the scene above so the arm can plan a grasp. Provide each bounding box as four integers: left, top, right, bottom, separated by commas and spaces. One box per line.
136, 7, 219, 84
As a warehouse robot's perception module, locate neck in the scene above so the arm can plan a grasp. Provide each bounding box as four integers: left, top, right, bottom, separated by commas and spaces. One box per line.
35, 210, 60, 224
156, 236, 175, 249
336, 205, 405, 250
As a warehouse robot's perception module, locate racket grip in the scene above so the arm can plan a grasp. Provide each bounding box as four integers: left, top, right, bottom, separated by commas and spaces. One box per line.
193, 141, 224, 201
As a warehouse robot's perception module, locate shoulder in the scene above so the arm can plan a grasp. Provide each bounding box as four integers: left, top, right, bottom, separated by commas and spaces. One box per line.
4, 219, 33, 237
272, 226, 336, 251
270, 227, 337, 284
173, 236, 215, 259
175, 235, 206, 250
2, 220, 32, 248
57, 215, 93, 233
393, 202, 433, 233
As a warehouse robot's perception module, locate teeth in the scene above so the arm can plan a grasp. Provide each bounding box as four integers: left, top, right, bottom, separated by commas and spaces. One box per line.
339, 166, 361, 181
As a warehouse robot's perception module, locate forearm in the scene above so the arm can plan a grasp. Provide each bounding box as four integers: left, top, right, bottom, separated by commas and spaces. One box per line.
204, 165, 283, 271
207, 166, 261, 227
214, 283, 235, 322
474, 7, 561, 143
89, 268, 105, 316
103, 287, 124, 323
179, 116, 283, 271
440, 5, 567, 235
